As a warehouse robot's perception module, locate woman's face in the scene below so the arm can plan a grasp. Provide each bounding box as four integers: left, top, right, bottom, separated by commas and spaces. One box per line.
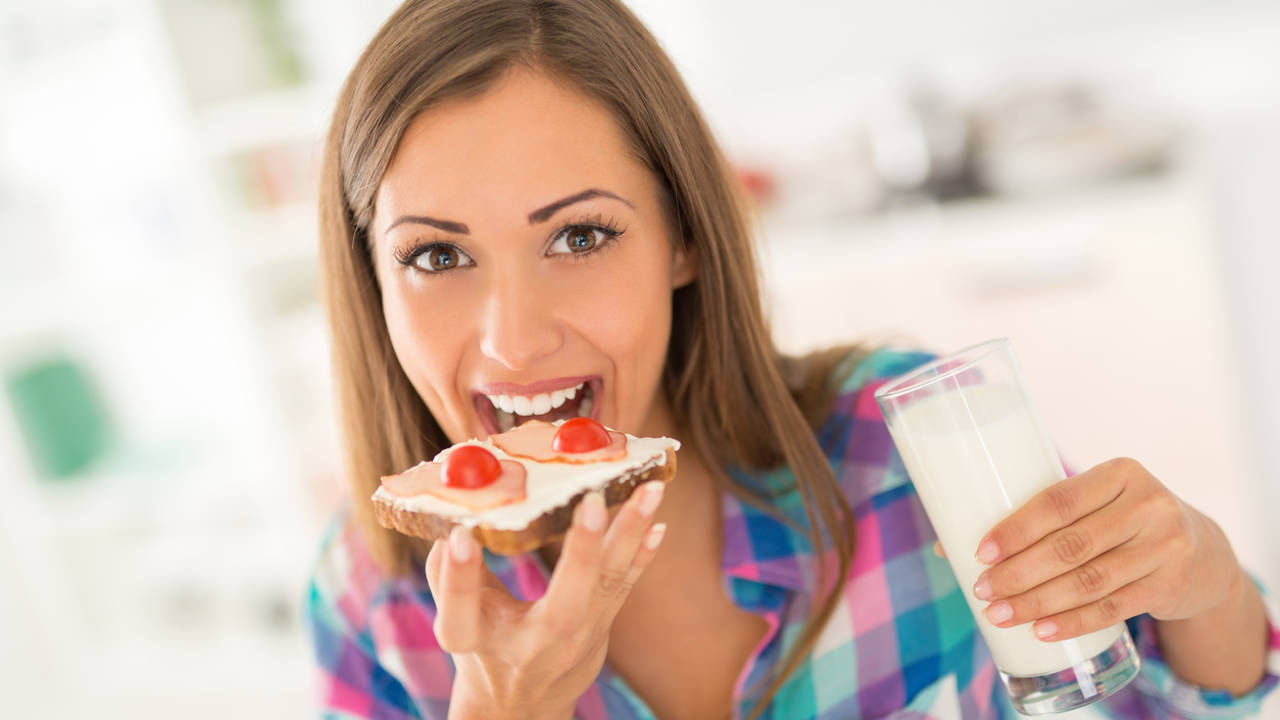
371, 68, 694, 445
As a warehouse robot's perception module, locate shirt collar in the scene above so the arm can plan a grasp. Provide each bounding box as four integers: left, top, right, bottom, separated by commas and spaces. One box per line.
719, 472, 820, 594
482, 468, 822, 600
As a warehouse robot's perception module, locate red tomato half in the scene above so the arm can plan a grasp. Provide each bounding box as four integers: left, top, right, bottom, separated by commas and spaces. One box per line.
442, 445, 502, 489
552, 417, 612, 453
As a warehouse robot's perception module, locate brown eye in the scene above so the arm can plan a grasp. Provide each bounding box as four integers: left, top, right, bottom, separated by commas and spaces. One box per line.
399, 242, 474, 273
426, 246, 458, 270
567, 228, 597, 252
548, 225, 619, 257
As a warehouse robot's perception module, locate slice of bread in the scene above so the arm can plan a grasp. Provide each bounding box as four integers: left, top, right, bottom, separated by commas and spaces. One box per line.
372, 422, 680, 555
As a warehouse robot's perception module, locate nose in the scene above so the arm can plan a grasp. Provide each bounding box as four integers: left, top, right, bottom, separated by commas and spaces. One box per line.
478, 273, 564, 371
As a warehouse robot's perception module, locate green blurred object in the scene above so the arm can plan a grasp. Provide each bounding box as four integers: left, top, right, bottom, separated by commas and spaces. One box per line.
4, 354, 112, 480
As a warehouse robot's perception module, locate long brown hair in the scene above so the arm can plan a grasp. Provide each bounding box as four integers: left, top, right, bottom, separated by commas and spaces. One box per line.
317, 0, 869, 714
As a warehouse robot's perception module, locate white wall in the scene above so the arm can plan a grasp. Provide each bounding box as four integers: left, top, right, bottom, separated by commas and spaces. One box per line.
1204, 112, 1280, 561
632, 0, 1280, 586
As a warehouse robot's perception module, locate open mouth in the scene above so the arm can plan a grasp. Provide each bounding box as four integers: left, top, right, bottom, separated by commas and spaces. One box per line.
472, 377, 602, 436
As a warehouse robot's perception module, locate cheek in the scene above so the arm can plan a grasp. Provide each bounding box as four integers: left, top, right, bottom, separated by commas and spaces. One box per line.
380, 274, 475, 429
562, 247, 674, 391
602, 279, 670, 356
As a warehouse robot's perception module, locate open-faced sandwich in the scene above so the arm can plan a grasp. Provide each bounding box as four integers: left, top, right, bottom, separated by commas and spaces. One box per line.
372, 418, 680, 555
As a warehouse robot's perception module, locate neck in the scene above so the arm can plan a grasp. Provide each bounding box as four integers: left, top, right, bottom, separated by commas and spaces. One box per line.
635, 388, 679, 440
633, 391, 719, 534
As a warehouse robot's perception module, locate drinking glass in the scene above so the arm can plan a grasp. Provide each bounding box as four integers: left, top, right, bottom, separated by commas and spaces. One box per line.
874, 338, 1140, 714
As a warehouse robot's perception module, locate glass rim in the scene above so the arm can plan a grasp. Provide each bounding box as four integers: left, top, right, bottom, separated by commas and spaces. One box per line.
874, 337, 1013, 402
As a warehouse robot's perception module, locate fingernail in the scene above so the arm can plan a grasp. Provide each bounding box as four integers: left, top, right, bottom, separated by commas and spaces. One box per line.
449, 527, 474, 563
638, 482, 664, 517
985, 601, 1013, 625
1034, 621, 1057, 640
645, 522, 667, 550
973, 575, 993, 601
582, 492, 606, 532
976, 539, 1000, 565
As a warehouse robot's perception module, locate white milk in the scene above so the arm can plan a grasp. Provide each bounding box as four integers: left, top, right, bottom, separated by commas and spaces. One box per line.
887, 383, 1123, 677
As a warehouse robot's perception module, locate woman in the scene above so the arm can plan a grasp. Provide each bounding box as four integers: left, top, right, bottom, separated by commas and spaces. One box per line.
305, 1, 1279, 717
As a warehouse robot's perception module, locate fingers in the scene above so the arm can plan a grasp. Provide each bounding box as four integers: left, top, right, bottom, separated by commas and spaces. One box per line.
596, 482, 666, 613
626, 522, 668, 590
428, 533, 514, 594
542, 491, 610, 621
430, 527, 486, 654
1028, 577, 1151, 642
976, 459, 1133, 564
974, 493, 1142, 601
542, 482, 666, 627
978, 543, 1161, 630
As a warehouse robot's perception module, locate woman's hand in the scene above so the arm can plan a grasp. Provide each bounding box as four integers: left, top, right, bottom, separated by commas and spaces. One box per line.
425, 481, 667, 720
970, 457, 1244, 641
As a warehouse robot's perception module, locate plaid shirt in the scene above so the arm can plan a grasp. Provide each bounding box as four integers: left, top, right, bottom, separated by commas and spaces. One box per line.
306, 348, 1280, 719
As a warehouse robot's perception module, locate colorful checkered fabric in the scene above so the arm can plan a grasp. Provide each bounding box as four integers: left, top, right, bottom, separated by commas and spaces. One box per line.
306, 348, 1280, 718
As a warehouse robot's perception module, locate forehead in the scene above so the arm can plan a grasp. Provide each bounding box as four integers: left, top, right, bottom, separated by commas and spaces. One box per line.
374, 68, 650, 229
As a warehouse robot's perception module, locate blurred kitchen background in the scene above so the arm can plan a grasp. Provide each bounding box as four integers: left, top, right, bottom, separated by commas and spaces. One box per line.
1, 0, 1277, 717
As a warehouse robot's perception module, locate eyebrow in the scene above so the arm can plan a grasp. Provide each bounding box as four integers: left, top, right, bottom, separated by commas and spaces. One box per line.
526, 188, 633, 224
383, 215, 469, 235
382, 188, 633, 237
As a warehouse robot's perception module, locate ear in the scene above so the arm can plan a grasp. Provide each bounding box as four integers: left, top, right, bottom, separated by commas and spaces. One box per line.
670, 241, 697, 289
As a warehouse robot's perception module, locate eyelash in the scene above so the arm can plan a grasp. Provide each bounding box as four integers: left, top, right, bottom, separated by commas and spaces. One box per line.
552, 214, 626, 264
393, 215, 627, 273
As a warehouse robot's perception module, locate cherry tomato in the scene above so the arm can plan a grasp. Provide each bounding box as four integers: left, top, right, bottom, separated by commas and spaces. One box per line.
552, 417, 612, 453
442, 445, 502, 489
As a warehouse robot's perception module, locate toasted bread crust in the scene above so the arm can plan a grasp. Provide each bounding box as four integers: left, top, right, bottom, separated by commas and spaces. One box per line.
372, 446, 677, 555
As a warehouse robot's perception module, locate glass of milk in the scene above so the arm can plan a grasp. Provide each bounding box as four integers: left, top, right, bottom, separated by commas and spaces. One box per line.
875, 338, 1140, 714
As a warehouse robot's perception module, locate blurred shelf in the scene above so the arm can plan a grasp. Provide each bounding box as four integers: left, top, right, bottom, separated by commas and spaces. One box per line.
0, 276, 75, 346
193, 84, 330, 158
26, 447, 264, 540
1, 4, 342, 716
228, 201, 319, 268
75, 635, 311, 692
32, 628, 314, 718
756, 170, 1187, 262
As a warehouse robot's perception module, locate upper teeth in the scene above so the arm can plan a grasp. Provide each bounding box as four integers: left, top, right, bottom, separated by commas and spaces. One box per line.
486, 382, 584, 417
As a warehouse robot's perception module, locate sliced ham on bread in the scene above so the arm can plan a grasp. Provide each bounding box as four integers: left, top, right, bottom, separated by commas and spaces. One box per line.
372, 419, 680, 555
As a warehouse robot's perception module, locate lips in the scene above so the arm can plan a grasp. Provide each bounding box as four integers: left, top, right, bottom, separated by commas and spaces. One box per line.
471, 376, 603, 436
